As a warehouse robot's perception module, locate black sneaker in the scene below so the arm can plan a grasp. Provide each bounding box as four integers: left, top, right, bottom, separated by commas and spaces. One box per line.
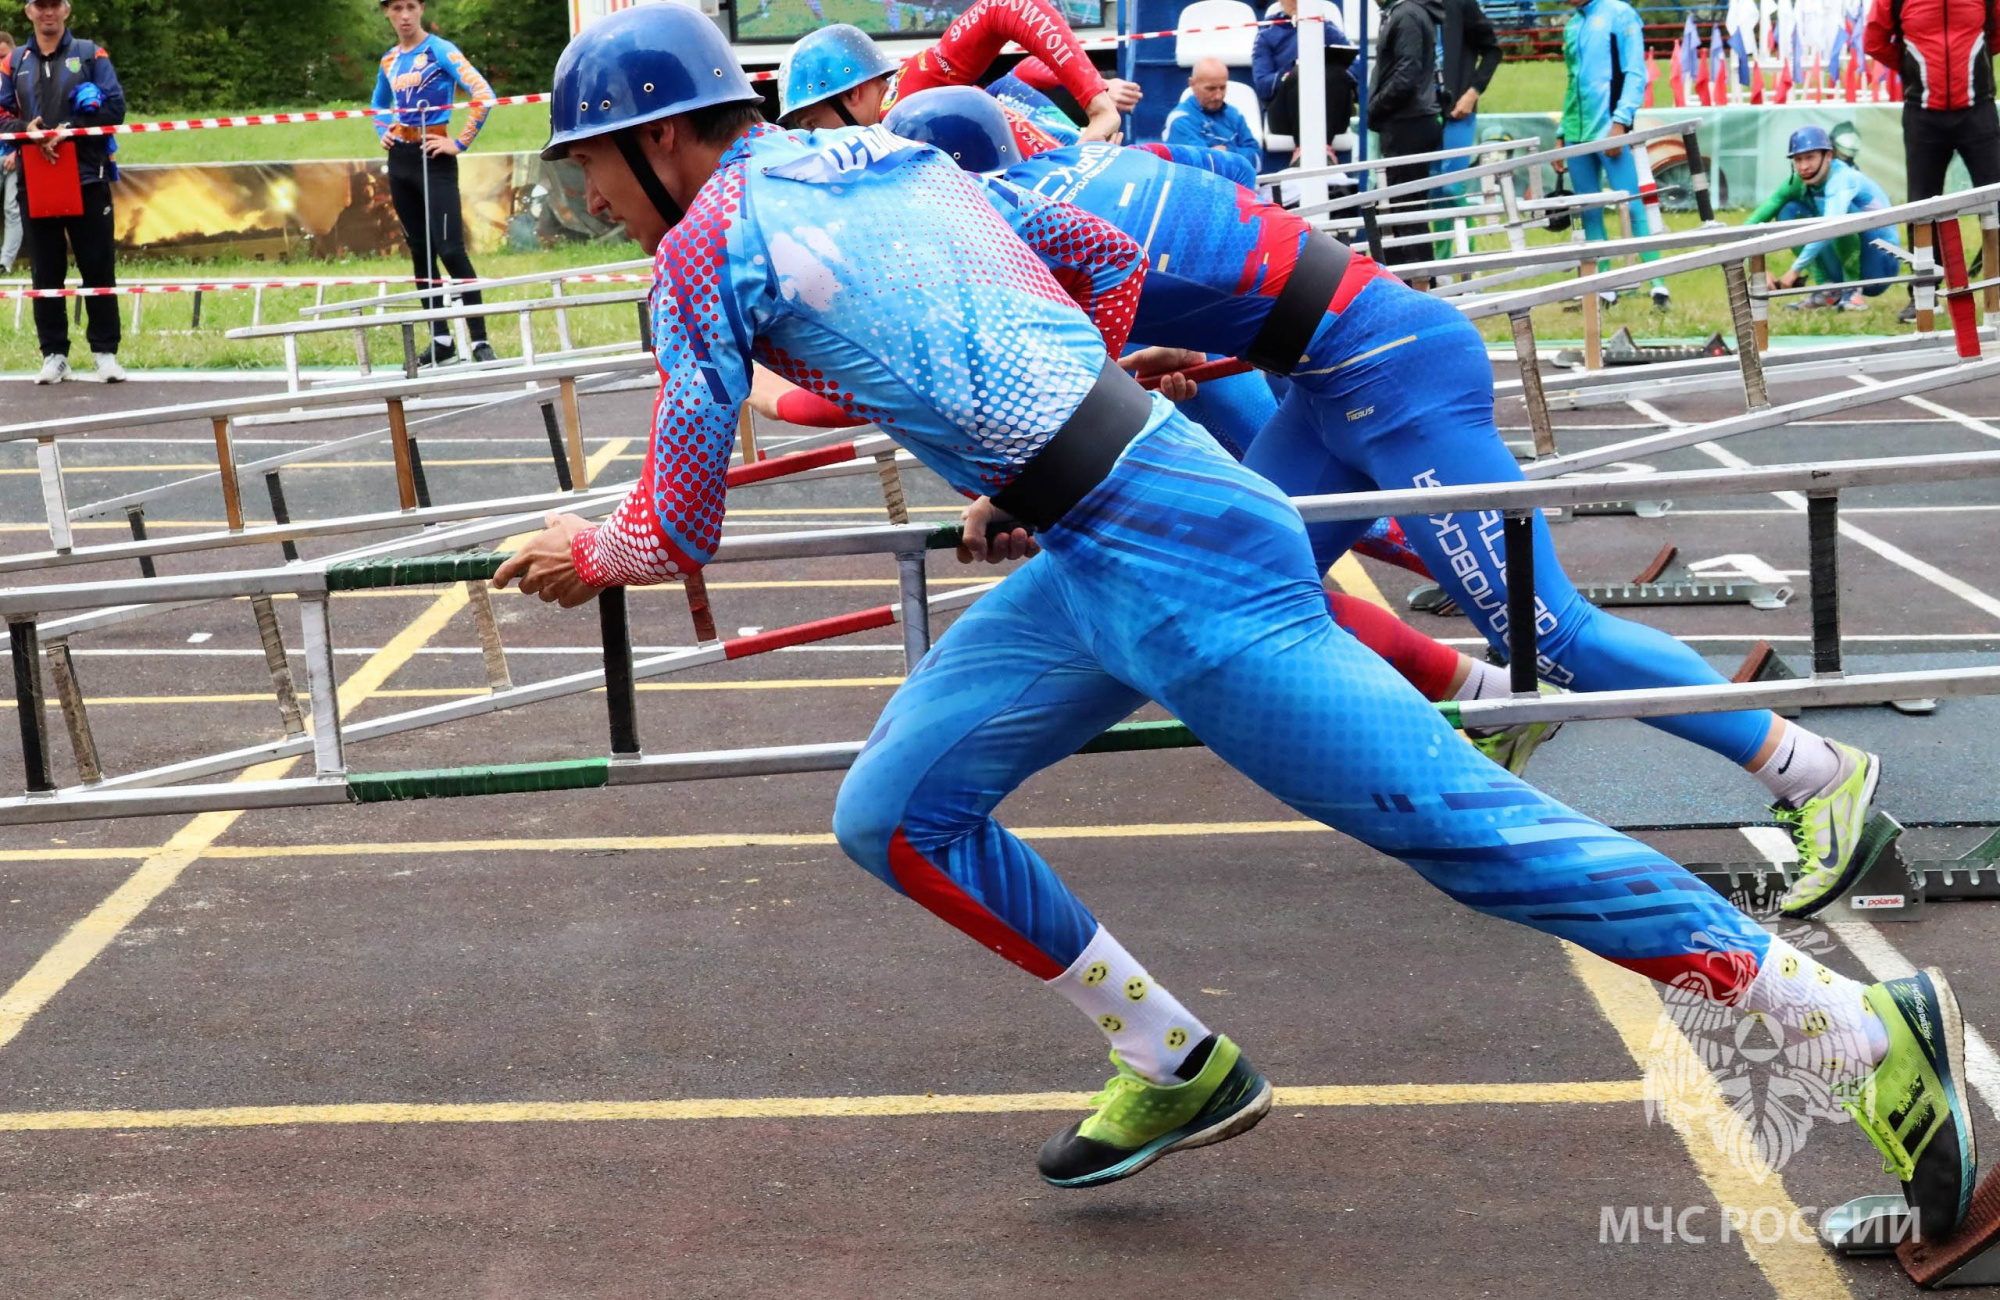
1899, 302, 1919, 325
1037, 1034, 1272, 1188
471, 341, 499, 364
416, 337, 458, 367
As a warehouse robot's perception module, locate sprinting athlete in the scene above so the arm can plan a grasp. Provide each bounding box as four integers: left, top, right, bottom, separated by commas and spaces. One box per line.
775, 3, 1139, 146
885, 86, 1886, 921
372, 0, 498, 366
1748, 125, 1901, 312
496, 8, 1977, 1238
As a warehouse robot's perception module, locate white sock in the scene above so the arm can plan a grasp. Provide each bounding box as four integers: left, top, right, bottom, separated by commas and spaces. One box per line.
1750, 720, 1843, 805
1738, 935, 1888, 1088
1452, 656, 1511, 703
1048, 927, 1210, 1085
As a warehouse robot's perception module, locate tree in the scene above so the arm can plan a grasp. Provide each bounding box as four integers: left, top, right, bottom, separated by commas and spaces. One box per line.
86, 0, 381, 110
425, 0, 568, 93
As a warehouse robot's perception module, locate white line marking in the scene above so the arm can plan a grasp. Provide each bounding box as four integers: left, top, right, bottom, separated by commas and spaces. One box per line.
1735, 827, 2000, 1127
1850, 375, 2000, 443
1627, 399, 2000, 626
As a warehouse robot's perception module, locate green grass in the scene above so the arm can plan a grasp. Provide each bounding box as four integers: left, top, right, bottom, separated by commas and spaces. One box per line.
112, 101, 556, 166
3, 242, 649, 373
1461, 209, 1949, 347
1476, 59, 1569, 116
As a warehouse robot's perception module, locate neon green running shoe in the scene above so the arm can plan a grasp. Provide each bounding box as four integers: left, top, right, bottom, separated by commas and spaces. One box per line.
1466, 684, 1564, 776
1840, 969, 1977, 1244
1037, 1034, 1271, 1188
1774, 740, 1881, 918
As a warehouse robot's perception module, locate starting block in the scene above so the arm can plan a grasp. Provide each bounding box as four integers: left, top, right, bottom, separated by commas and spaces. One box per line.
1689, 814, 2000, 920
1407, 544, 1787, 617
1554, 328, 1735, 368
1822, 1168, 2000, 1288
1689, 812, 1921, 919
1734, 640, 1937, 717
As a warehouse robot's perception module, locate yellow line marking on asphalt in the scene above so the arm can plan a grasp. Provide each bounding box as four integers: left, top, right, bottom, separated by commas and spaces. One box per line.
0, 847, 155, 862
1328, 554, 1395, 613
0, 444, 632, 1047
200, 819, 1331, 860
0, 590, 471, 1055
1565, 944, 1853, 1300
0, 679, 909, 707
0, 1080, 1647, 1133
583, 438, 630, 483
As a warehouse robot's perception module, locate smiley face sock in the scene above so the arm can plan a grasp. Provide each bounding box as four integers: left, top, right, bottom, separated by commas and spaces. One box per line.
1048, 926, 1211, 1084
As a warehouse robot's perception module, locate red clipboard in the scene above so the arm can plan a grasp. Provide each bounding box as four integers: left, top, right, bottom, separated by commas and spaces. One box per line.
20, 141, 83, 219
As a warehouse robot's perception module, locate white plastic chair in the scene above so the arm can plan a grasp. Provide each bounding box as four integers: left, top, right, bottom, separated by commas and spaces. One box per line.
1175, 0, 1260, 67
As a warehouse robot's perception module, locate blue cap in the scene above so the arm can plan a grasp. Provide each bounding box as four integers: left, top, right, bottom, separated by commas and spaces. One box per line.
1786, 125, 1834, 157
883, 86, 1022, 175
777, 24, 900, 125
544, 6, 761, 161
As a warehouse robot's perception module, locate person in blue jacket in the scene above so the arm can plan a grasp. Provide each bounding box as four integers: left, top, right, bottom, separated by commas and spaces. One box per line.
1555, 0, 1669, 309
1164, 57, 1263, 178
0, 0, 125, 384
1752, 125, 1901, 312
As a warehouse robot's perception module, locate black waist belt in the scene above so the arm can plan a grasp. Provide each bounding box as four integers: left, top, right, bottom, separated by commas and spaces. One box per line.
1245, 229, 1352, 376
992, 357, 1154, 531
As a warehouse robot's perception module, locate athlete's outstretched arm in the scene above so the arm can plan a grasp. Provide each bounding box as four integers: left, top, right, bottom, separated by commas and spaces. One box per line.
498, 178, 773, 600
978, 178, 1147, 354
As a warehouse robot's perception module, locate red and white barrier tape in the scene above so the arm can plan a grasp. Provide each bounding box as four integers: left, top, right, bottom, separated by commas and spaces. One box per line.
0, 17, 1295, 141
0, 93, 553, 142
0, 272, 653, 300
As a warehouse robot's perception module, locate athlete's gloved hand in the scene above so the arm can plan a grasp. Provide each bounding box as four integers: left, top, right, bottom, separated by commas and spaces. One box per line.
957, 497, 1038, 565
70, 82, 104, 115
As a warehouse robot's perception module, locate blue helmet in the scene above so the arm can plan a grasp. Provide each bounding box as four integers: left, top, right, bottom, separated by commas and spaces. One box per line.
1786, 125, 1834, 157
543, 5, 761, 162
777, 24, 900, 125
883, 87, 1022, 175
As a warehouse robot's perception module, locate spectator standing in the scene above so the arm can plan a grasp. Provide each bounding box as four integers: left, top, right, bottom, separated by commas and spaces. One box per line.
1367, 0, 1447, 267
1555, 0, 1670, 308
0, 0, 124, 384
1253, 0, 1358, 147
1863, 0, 1999, 321
1164, 57, 1264, 177
1865, 0, 2000, 195
1436, 0, 1503, 178
0, 30, 19, 275
372, 0, 498, 367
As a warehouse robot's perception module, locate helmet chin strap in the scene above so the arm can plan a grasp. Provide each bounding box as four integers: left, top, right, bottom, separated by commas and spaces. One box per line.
612, 127, 685, 231
831, 96, 859, 126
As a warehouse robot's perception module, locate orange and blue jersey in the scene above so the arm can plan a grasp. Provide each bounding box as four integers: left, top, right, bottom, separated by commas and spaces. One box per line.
372, 34, 494, 148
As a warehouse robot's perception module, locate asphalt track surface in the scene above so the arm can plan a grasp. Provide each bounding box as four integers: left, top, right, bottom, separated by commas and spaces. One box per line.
0, 356, 1993, 1299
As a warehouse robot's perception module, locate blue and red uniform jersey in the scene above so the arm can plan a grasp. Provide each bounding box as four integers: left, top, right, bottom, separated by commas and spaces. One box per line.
997, 141, 1394, 359
573, 124, 1146, 588
372, 34, 495, 148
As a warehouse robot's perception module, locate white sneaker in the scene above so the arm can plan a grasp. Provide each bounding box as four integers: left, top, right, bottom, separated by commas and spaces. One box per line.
93, 353, 126, 383
33, 354, 69, 385
1598, 290, 1619, 308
